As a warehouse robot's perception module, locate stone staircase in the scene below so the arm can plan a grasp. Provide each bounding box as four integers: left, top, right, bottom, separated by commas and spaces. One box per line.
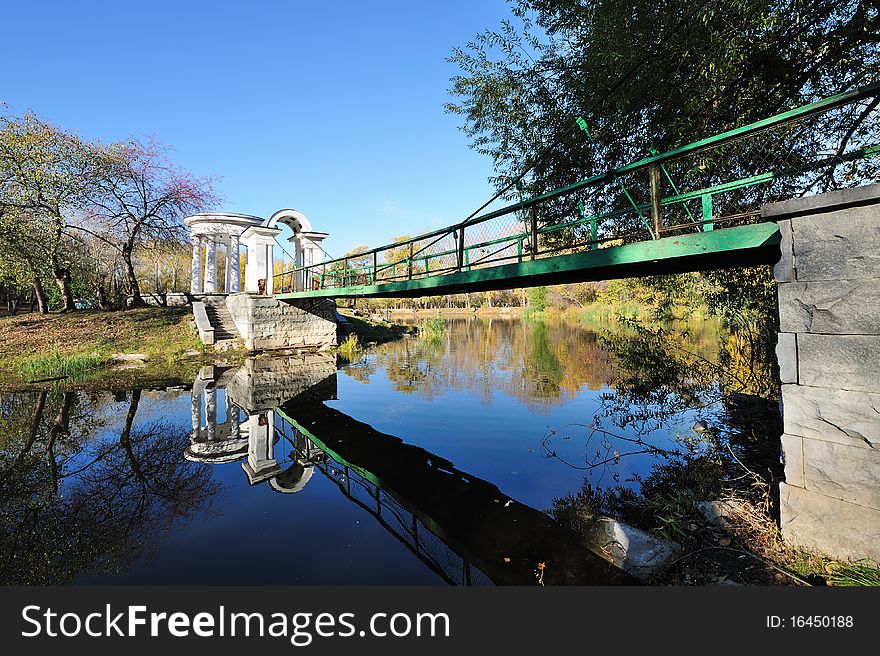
195, 296, 243, 349
204, 302, 238, 341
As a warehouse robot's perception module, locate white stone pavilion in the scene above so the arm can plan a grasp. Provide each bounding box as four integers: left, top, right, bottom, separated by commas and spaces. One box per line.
184, 209, 328, 295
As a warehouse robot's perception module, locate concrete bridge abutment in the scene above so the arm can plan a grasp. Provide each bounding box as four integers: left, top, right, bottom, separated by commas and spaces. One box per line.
225, 293, 337, 352
768, 183, 880, 562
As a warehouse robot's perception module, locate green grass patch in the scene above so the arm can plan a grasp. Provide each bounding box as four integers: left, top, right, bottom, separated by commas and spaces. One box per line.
828, 561, 880, 586
17, 351, 105, 382
0, 307, 206, 389
416, 318, 446, 341
337, 334, 363, 362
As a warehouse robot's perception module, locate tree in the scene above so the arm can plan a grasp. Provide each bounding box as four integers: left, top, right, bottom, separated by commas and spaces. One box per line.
448, 1, 878, 197
382, 236, 416, 282
86, 138, 216, 307
446, 0, 878, 327
0, 207, 51, 312
0, 113, 98, 311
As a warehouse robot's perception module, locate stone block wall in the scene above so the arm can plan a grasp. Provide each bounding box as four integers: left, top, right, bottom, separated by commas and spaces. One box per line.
767, 184, 880, 562
225, 293, 337, 351
225, 353, 337, 413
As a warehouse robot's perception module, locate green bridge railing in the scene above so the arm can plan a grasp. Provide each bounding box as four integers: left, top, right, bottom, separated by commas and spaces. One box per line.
274, 82, 880, 295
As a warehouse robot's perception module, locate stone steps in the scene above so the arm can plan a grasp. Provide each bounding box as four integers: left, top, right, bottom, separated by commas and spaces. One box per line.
204, 303, 240, 341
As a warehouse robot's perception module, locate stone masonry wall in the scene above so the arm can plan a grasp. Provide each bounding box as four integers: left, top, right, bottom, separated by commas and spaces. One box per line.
225, 293, 337, 351
225, 353, 337, 413
767, 183, 880, 562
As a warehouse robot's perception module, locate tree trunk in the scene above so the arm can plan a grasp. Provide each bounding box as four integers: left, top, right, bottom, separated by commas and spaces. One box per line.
32, 277, 49, 314
51, 265, 75, 312
123, 248, 143, 308
45, 392, 73, 498
96, 276, 111, 310
15, 391, 47, 466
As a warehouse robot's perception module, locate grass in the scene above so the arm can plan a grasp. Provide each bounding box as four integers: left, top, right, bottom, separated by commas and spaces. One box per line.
827, 561, 880, 586
416, 318, 446, 341
17, 351, 105, 382
337, 334, 363, 362
0, 306, 205, 388
579, 301, 653, 321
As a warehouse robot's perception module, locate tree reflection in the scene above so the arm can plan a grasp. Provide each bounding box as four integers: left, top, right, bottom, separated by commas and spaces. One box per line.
597, 317, 776, 434
0, 390, 220, 584
345, 317, 636, 412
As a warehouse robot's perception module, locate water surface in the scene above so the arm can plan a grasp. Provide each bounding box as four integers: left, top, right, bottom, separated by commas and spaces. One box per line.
0, 316, 730, 585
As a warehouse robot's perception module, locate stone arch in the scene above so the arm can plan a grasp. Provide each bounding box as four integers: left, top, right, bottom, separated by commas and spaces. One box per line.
268, 461, 315, 494
264, 208, 313, 234
261, 209, 328, 293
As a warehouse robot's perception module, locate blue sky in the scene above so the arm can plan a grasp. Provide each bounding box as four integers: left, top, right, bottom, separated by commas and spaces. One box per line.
0, 0, 514, 257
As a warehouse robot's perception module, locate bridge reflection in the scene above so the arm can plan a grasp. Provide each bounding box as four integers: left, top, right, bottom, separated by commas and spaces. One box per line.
188, 355, 634, 585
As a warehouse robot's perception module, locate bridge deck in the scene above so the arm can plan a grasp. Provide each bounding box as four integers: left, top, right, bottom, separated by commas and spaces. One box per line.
275, 222, 781, 300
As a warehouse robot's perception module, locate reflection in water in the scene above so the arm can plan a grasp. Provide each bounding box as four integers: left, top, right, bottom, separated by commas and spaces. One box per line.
187, 355, 337, 490
185, 354, 633, 585
0, 389, 219, 585
1, 316, 743, 586
273, 404, 632, 585
347, 316, 720, 414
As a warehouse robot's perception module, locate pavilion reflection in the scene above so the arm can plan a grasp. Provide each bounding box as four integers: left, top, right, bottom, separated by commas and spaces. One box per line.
187, 354, 634, 586
186, 354, 336, 490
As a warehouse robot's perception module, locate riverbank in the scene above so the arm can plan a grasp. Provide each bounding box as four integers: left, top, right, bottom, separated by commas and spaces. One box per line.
378, 303, 714, 323
383, 306, 524, 319
0, 307, 209, 390
338, 310, 414, 344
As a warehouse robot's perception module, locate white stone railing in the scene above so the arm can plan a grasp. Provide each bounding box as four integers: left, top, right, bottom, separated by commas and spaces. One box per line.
192, 301, 215, 345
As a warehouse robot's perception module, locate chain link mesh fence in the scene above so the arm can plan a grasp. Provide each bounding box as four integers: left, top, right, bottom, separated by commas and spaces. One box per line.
280, 84, 879, 293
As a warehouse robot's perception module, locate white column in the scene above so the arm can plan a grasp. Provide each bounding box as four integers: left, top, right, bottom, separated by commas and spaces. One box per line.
265, 243, 274, 294
229, 235, 241, 292
191, 236, 203, 294
191, 387, 201, 439
248, 412, 277, 468
205, 387, 217, 441
292, 237, 305, 291
305, 243, 323, 289
204, 236, 217, 293
242, 410, 281, 484
223, 240, 231, 293
290, 232, 328, 291
230, 402, 240, 441
240, 226, 281, 294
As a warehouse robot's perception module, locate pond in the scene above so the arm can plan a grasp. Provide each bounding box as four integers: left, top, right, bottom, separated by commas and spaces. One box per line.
0, 315, 774, 585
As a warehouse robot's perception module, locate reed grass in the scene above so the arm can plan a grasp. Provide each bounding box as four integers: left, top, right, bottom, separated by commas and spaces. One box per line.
416, 318, 446, 341
337, 334, 363, 362
828, 561, 880, 586
17, 351, 105, 381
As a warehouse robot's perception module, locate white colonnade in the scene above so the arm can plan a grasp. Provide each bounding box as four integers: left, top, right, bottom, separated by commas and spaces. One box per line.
185, 209, 329, 296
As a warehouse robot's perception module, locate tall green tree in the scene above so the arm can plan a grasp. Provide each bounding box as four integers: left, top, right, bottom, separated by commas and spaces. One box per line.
0, 113, 98, 311
446, 0, 878, 320
447, 0, 878, 193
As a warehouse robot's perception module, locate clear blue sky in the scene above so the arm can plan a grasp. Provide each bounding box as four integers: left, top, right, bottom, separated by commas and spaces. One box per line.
0, 0, 514, 257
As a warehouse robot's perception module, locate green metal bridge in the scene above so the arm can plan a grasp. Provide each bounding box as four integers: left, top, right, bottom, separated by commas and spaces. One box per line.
274, 82, 880, 301
274, 401, 634, 585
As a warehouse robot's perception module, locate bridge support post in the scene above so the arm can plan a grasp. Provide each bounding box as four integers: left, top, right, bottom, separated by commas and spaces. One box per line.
648, 163, 663, 238
768, 183, 880, 563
